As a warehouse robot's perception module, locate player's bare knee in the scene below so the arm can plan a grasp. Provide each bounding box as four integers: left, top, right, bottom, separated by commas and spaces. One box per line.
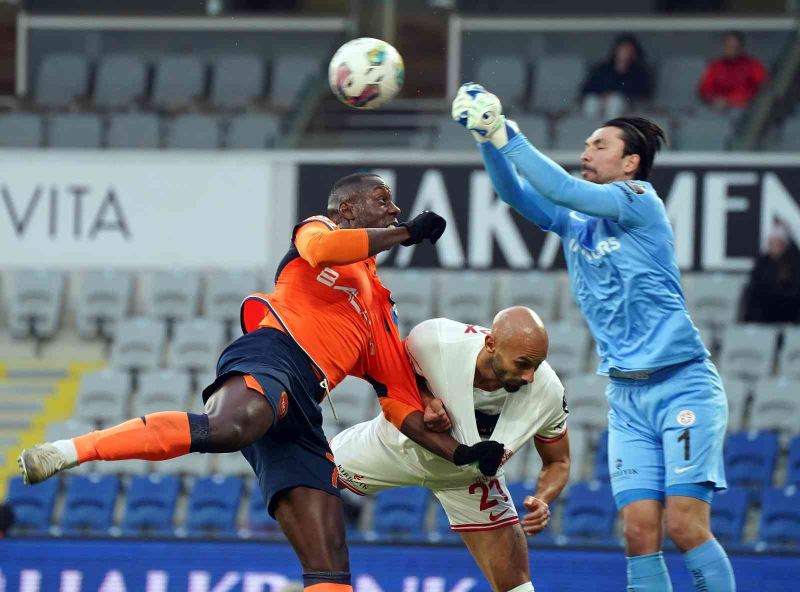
665, 509, 708, 550
623, 517, 660, 555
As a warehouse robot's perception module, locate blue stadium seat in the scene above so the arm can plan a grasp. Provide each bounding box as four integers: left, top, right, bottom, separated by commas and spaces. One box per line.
429, 503, 460, 542
758, 487, 800, 548
61, 475, 120, 535
725, 432, 778, 502
121, 474, 180, 536
5, 476, 58, 534
711, 488, 748, 545
371, 487, 429, 541
786, 436, 800, 487
185, 476, 243, 537
593, 430, 610, 482
561, 482, 617, 545
507, 481, 558, 543
246, 486, 280, 538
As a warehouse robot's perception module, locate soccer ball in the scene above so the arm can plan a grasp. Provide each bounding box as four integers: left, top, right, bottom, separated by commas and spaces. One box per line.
328, 37, 404, 110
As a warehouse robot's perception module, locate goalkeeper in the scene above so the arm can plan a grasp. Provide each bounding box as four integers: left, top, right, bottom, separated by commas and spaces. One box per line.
451, 85, 735, 592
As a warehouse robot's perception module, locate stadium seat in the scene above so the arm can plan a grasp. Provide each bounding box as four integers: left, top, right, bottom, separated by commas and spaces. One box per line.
109, 317, 167, 372
371, 487, 429, 541
719, 324, 778, 380
501, 446, 529, 483
776, 115, 800, 151
169, 318, 226, 372
246, 486, 278, 538
654, 56, 706, 112
145, 270, 202, 323
475, 55, 528, 106
45, 418, 96, 443
165, 113, 221, 150
184, 475, 243, 537
721, 376, 749, 432
683, 273, 745, 329
496, 271, 560, 324
561, 481, 616, 544
751, 378, 800, 436
34, 53, 89, 108
76, 269, 133, 340
210, 54, 265, 109
5, 476, 59, 534
215, 452, 254, 478
225, 113, 281, 149
7, 269, 65, 341
121, 474, 180, 536
786, 436, 800, 487
151, 54, 206, 111
270, 54, 322, 109
325, 376, 377, 429
436, 271, 495, 327
593, 430, 610, 482
60, 474, 120, 535
758, 486, 800, 547
778, 327, 800, 380
565, 427, 588, 484
553, 115, 605, 151
429, 503, 460, 542
94, 54, 148, 109
94, 458, 150, 476
511, 114, 551, 148
507, 480, 533, 513
152, 452, 212, 477
710, 488, 748, 545
378, 270, 435, 337
107, 113, 161, 149
133, 369, 192, 415
545, 322, 590, 377
74, 368, 131, 425
531, 54, 586, 114
562, 374, 609, 430
204, 269, 260, 334
725, 431, 779, 501
431, 119, 480, 151
674, 116, 733, 151
0, 112, 44, 147
48, 113, 103, 149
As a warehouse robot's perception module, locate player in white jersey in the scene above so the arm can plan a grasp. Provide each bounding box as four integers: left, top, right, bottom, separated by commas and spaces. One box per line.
330, 307, 570, 592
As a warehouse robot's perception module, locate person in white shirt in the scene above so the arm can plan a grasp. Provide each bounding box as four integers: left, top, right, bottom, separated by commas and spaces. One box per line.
330, 307, 571, 592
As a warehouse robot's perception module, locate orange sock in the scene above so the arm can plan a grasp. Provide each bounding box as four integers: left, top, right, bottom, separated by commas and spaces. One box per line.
73, 411, 193, 463
304, 585, 352, 591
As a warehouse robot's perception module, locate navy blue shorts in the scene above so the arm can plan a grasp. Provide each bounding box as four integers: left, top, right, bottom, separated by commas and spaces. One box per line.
202, 328, 339, 518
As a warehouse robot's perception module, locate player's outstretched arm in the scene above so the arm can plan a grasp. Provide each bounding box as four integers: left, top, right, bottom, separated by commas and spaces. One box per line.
521, 432, 570, 536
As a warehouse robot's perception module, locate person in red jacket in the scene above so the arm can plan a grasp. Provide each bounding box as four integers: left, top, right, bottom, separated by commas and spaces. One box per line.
699, 30, 767, 109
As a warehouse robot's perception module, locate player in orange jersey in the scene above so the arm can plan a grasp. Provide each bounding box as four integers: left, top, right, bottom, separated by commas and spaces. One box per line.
19, 172, 506, 592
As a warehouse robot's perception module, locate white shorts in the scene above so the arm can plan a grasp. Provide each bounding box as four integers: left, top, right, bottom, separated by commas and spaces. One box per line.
330, 416, 519, 532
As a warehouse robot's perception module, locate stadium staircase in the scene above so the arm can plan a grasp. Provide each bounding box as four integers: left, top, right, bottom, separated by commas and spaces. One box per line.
0, 361, 102, 498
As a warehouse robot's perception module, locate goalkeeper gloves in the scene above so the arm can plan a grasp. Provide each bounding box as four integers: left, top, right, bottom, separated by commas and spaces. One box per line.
453, 440, 506, 477
451, 82, 518, 149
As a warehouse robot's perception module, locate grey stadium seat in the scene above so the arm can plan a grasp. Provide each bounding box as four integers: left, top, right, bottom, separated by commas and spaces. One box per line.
719, 324, 778, 380
270, 54, 322, 109
721, 376, 749, 432
751, 378, 800, 436
210, 54, 265, 109
655, 56, 706, 112
378, 270, 435, 337
144, 270, 202, 322
169, 318, 226, 372
565, 427, 588, 484
512, 114, 550, 149
546, 322, 591, 378
683, 273, 746, 329
94, 458, 149, 476
496, 271, 561, 323
553, 115, 605, 151
151, 55, 206, 111
48, 113, 102, 149
432, 119, 480, 151
45, 418, 96, 443
205, 270, 260, 327
437, 271, 495, 327
110, 317, 167, 371
152, 453, 211, 476
76, 269, 133, 340
325, 376, 377, 430
107, 113, 160, 149
132, 369, 192, 416
0, 113, 43, 147
74, 369, 131, 425
531, 55, 586, 114
674, 116, 732, 151
8, 269, 65, 340
777, 116, 800, 151
214, 452, 254, 477
165, 113, 220, 150
225, 113, 280, 149
562, 374, 609, 430
778, 327, 800, 379
34, 53, 88, 108
501, 446, 529, 483
94, 54, 148, 109
475, 55, 528, 105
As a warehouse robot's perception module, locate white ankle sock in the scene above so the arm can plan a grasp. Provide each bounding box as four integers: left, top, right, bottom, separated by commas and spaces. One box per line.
507, 583, 534, 592
52, 439, 79, 466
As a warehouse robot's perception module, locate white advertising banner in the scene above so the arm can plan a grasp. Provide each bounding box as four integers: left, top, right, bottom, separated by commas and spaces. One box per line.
0, 151, 276, 268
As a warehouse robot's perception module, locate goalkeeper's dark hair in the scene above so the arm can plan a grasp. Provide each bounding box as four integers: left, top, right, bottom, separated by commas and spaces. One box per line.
327, 172, 382, 218
604, 117, 666, 181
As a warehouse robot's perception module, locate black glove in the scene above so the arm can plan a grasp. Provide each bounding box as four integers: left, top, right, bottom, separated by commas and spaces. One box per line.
453, 441, 505, 477
398, 210, 446, 247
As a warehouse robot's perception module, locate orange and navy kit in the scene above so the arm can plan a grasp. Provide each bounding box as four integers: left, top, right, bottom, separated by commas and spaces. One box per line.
202, 215, 424, 515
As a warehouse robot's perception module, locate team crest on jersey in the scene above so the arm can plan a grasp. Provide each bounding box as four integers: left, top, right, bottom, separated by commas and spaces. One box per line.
625, 181, 646, 195
676, 409, 696, 426
278, 391, 289, 419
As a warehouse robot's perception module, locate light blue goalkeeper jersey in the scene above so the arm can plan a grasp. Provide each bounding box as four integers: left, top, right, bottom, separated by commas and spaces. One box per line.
481, 134, 708, 374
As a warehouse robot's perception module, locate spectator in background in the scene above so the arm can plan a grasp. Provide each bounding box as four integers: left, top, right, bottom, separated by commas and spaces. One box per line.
699, 31, 767, 110
0, 503, 14, 538
743, 224, 800, 323
581, 34, 653, 119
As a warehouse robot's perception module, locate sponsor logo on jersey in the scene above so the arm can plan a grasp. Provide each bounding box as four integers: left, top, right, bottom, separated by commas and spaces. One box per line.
568, 236, 622, 262
611, 457, 639, 480
625, 181, 646, 195
676, 409, 696, 426
278, 391, 289, 419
